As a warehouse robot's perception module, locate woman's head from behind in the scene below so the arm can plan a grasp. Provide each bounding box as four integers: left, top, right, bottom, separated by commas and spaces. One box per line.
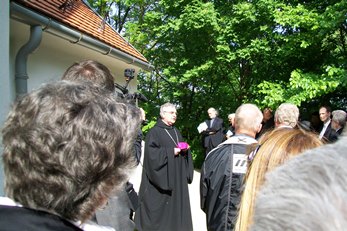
235, 128, 322, 231
2, 81, 141, 222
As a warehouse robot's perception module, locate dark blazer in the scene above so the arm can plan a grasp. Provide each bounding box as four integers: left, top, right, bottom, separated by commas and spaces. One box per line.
336, 127, 344, 135
203, 117, 225, 149
320, 122, 338, 143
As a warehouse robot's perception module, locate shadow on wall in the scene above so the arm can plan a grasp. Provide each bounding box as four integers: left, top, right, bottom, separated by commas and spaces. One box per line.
0, 150, 3, 196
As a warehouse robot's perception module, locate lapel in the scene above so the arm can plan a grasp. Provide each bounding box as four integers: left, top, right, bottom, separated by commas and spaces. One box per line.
324, 123, 331, 137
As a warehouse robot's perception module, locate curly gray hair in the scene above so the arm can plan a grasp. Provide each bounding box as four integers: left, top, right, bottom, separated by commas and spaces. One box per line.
2, 80, 141, 222
251, 136, 347, 231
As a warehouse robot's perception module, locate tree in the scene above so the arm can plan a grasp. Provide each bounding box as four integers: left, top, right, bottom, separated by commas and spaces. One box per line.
88, 0, 347, 168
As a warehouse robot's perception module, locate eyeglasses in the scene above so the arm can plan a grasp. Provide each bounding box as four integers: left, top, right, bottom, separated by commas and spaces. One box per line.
164, 111, 177, 115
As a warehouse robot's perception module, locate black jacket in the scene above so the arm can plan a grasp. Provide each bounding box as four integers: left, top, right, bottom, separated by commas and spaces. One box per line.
320, 122, 338, 143
200, 135, 258, 231
0, 205, 82, 231
202, 117, 225, 149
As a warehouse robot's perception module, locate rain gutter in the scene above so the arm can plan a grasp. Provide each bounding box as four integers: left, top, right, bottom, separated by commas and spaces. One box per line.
10, 2, 154, 72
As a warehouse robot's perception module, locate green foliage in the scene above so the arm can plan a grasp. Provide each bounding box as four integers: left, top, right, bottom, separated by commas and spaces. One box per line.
142, 120, 156, 135
256, 67, 343, 108
88, 0, 347, 168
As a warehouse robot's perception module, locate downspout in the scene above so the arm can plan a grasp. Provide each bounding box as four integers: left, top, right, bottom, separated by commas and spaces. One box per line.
15, 25, 42, 97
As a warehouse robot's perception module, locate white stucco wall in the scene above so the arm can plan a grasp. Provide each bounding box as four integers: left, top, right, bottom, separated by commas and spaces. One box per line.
10, 20, 139, 94
0, 16, 143, 196
0, 0, 11, 196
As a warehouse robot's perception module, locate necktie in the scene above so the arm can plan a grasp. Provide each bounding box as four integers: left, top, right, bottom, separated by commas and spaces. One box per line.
210, 119, 214, 127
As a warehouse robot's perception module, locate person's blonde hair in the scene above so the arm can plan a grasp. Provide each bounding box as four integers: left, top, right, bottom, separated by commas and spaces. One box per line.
235, 128, 322, 231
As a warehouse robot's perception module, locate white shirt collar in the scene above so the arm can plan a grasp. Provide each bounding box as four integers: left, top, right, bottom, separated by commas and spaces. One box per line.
323, 119, 331, 127
0, 196, 23, 207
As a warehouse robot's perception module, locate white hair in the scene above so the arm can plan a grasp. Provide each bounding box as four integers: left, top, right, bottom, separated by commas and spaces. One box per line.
274, 103, 299, 128
208, 107, 218, 116
228, 113, 235, 119
251, 136, 347, 231
159, 102, 176, 118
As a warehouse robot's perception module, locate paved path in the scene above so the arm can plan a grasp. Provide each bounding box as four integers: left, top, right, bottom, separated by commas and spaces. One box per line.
189, 170, 207, 231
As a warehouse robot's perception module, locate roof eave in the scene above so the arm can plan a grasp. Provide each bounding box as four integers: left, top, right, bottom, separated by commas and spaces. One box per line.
10, 2, 154, 71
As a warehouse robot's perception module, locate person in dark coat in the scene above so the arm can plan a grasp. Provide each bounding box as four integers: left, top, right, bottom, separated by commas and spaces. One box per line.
135, 103, 194, 231
201, 107, 225, 157
200, 103, 263, 231
225, 113, 235, 139
256, 107, 274, 139
318, 105, 338, 143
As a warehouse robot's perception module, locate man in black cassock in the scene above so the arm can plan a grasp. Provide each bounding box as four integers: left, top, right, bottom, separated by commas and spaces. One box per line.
135, 103, 194, 231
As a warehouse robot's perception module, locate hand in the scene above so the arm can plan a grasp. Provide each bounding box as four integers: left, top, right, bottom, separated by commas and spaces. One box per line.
174, 148, 181, 156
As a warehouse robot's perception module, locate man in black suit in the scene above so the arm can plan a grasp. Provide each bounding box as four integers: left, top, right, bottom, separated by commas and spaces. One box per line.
318, 105, 337, 143
202, 107, 225, 157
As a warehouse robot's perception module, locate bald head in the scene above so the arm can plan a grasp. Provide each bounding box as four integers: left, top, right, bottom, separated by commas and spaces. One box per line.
234, 104, 263, 137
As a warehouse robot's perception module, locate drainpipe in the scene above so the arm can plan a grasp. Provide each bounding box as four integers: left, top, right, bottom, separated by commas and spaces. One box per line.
15, 25, 42, 97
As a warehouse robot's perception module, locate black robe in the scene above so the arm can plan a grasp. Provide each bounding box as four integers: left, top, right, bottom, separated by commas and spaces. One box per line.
135, 119, 194, 231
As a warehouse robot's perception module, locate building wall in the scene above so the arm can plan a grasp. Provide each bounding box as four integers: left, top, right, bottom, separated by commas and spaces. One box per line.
10, 20, 139, 94
0, 17, 141, 196
0, 0, 11, 196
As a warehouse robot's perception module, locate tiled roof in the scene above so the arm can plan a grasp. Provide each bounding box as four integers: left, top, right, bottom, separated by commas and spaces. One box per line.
13, 0, 148, 63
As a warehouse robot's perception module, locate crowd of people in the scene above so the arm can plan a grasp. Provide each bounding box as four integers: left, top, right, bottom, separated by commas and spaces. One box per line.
1, 59, 347, 231
200, 102, 346, 231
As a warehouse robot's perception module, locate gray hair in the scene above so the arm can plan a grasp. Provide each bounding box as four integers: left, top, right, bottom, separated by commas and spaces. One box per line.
2, 81, 141, 222
251, 137, 347, 231
208, 107, 219, 116
160, 102, 176, 118
235, 103, 263, 133
332, 110, 347, 127
228, 113, 235, 119
274, 103, 299, 128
